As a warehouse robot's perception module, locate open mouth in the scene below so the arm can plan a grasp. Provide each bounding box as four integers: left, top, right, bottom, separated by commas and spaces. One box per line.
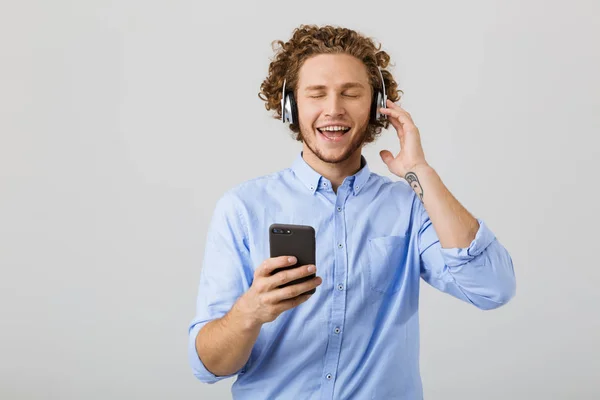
317, 127, 351, 142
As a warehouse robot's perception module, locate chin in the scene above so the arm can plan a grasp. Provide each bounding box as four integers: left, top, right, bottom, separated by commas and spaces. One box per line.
314, 148, 354, 164
303, 128, 364, 164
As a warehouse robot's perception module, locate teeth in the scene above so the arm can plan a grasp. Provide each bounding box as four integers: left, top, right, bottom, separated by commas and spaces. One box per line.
320, 126, 350, 132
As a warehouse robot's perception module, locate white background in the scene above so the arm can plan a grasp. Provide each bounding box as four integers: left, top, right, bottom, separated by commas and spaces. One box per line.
1, 0, 599, 399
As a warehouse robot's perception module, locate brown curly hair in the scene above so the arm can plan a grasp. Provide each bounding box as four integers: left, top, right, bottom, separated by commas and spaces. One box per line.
258, 24, 402, 143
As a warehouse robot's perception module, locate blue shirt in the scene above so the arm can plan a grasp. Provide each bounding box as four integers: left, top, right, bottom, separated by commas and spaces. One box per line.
188, 152, 516, 399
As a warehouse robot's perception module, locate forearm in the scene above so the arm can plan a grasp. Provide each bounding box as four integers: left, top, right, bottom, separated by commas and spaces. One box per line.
195, 300, 261, 377
406, 164, 479, 249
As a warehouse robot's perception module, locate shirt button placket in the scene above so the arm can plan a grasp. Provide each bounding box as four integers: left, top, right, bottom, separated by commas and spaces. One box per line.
320, 189, 350, 399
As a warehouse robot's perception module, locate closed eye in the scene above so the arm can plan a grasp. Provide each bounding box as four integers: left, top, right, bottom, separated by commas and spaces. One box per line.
309, 94, 360, 99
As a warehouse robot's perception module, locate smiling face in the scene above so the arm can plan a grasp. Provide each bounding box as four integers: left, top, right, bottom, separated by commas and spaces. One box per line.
295, 53, 373, 164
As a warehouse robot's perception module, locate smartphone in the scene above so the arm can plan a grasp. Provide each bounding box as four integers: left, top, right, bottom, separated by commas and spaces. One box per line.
269, 223, 317, 295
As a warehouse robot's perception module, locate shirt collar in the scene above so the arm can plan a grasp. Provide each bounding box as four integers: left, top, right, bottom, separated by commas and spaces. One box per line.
352, 155, 371, 195
291, 151, 371, 195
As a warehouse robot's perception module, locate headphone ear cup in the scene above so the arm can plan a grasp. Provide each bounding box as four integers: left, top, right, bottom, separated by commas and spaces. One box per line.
370, 91, 381, 123
288, 91, 298, 126
282, 91, 294, 124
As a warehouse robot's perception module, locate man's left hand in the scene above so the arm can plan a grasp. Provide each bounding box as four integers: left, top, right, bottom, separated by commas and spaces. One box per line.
379, 99, 429, 177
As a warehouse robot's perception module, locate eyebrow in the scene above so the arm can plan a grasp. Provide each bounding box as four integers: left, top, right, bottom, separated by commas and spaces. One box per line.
303, 82, 366, 91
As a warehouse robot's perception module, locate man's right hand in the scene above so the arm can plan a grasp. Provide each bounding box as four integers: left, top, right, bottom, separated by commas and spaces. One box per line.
235, 256, 322, 327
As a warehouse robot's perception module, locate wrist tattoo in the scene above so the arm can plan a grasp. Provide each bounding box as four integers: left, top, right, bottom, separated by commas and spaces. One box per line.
405, 172, 424, 202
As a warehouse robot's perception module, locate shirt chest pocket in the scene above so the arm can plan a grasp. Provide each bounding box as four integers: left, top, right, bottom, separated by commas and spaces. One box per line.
366, 235, 409, 294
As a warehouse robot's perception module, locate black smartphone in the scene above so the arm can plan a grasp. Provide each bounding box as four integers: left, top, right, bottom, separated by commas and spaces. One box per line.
269, 223, 317, 295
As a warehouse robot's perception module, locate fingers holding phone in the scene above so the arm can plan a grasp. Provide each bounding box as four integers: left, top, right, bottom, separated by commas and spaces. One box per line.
267, 258, 321, 296
239, 256, 322, 326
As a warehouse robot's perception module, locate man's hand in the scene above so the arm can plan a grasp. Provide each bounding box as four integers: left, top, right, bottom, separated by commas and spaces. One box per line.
379, 99, 429, 178
235, 256, 322, 328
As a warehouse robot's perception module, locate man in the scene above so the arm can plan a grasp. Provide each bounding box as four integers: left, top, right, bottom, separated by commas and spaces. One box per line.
188, 24, 516, 399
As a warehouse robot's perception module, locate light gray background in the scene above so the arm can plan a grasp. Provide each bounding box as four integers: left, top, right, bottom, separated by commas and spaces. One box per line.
1, 0, 599, 399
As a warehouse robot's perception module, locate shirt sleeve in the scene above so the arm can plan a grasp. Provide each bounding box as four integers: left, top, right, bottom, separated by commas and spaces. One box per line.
415, 194, 517, 310
188, 191, 254, 383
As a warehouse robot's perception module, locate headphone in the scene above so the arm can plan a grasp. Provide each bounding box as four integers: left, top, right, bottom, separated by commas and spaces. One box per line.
281, 67, 388, 125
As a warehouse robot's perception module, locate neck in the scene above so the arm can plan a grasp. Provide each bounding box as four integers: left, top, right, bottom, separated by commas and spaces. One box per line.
301, 145, 363, 192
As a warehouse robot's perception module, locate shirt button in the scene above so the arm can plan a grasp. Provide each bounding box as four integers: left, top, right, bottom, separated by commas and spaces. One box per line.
309, 185, 314, 190
355, 185, 359, 190
336, 207, 342, 212
326, 373, 332, 380
323, 182, 328, 187
337, 284, 344, 291
334, 327, 341, 334
338, 243, 343, 248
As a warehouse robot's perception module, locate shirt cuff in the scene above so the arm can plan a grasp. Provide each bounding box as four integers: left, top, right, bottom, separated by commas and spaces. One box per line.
188, 321, 244, 383
439, 219, 496, 268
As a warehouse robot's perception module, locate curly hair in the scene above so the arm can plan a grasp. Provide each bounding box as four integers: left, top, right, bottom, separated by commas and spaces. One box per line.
258, 24, 403, 143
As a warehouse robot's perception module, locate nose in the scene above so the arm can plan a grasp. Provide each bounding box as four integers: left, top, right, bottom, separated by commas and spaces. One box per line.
324, 94, 346, 118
